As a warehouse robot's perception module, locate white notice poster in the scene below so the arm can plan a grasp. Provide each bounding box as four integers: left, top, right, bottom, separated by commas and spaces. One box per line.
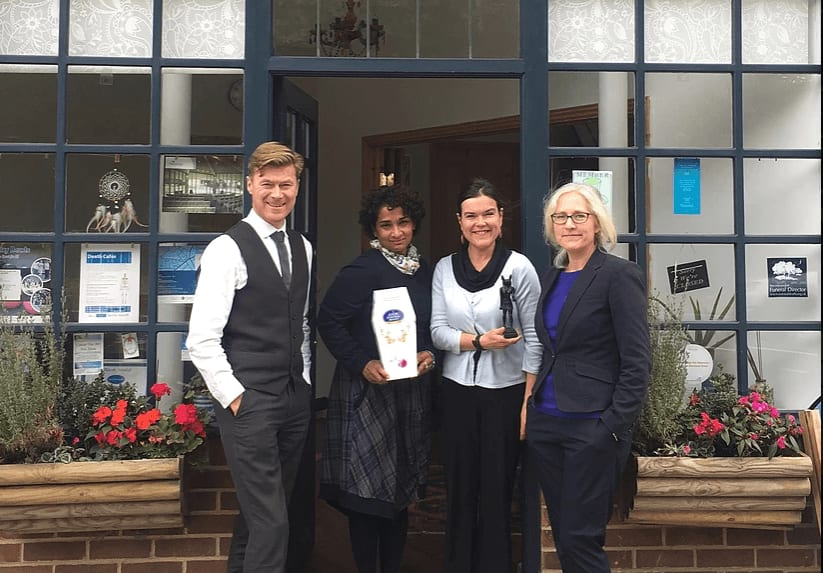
79, 243, 140, 323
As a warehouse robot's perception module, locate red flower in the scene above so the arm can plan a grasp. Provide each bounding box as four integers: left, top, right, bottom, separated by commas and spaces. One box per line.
689, 393, 700, 406
105, 430, 122, 446
150, 383, 172, 399
135, 408, 162, 430
92, 406, 112, 426
110, 399, 128, 426
124, 426, 138, 443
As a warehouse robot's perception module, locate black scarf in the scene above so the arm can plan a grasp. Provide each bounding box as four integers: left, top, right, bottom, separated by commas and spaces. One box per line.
452, 239, 512, 293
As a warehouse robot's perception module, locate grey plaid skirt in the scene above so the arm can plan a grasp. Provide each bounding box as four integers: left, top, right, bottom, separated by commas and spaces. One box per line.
319, 363, 432, 519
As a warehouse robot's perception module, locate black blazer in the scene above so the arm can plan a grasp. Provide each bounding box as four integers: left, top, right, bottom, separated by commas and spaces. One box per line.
533, 249, 651, 436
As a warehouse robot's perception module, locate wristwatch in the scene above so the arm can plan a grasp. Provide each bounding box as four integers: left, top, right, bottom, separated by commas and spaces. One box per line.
472, 333, 485, 351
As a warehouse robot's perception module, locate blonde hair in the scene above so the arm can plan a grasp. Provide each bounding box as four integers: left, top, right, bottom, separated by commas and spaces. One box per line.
542, 182, 617, 269
247, 141, 305, 179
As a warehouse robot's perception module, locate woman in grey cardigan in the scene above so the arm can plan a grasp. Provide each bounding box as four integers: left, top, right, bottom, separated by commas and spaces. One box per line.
431, 178, 541, 573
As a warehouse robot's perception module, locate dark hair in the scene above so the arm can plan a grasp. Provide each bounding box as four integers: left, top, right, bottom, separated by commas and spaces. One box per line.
358, 185, 426, 238
456, 177, 507, 213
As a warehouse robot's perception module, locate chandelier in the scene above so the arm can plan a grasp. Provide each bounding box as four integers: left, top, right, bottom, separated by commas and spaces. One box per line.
309, 0, 385, 57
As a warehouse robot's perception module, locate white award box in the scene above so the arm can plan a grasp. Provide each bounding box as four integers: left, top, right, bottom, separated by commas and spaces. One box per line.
371, 286, 417, 380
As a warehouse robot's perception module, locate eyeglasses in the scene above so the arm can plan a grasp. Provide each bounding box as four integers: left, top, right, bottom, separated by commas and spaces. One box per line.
550, 212, 591, 225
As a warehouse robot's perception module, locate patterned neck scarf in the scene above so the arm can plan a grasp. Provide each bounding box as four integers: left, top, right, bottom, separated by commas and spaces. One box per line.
370, 238, 421, 275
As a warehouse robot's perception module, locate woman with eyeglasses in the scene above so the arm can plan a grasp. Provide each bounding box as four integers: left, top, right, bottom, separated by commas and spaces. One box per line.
524, 182, 651, 573
430, 178, 541, 573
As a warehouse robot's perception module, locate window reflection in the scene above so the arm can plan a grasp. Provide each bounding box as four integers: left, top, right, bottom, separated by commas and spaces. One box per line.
67, 67, 151, 145
0, 154, 55, 232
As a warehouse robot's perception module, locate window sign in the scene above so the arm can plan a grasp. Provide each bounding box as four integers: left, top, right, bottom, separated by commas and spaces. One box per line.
767, 257, 808, 298
158, 244, 205, 303
102, 360, 148, 395
79, 243, 140, 323
73, 333, 104, 377
673, 157, 701, 215
0, 243, 52, 322
667, 259, 710, 294
572, 170, 612, 215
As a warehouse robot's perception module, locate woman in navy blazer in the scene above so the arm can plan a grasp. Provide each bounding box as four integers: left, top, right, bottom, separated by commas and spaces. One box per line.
524, 182, 650, 573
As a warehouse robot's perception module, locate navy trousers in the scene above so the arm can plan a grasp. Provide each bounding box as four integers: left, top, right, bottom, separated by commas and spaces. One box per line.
525, 404, 631, 573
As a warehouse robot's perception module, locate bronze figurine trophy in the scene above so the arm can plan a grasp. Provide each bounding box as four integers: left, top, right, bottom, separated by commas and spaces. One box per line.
500, 275, 518, 339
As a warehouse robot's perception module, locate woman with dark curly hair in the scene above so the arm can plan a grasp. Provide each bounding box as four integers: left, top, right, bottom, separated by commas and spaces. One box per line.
318, 184, 436, 573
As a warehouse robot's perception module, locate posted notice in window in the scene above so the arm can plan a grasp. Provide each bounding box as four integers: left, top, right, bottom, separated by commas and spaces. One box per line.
79, 243, 140, 323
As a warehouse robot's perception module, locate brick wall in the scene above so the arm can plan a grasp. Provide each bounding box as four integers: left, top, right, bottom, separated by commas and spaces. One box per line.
0, 439, 235, 572
540, 502, 821, 573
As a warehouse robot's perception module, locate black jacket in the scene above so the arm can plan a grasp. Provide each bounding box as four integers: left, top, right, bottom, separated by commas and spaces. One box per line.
533, 249, 651, 436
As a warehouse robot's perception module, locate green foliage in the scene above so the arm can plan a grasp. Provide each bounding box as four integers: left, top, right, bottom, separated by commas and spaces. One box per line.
652, 288, 735, 355
0, 313, 65, 463
57, 372, 139, 445
632, 296, 689, 456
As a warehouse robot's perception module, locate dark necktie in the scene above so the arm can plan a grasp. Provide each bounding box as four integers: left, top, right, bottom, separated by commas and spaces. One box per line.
271, 231, 291, 289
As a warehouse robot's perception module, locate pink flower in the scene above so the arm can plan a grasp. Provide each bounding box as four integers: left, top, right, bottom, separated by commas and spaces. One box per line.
738, 396, 749, 405
776, 436, 787, 449
788, 414, 796, 424
749, 433, 759, 440
682, 445, 691, 455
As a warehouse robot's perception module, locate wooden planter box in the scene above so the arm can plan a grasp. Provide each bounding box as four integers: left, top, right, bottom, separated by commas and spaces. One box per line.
626, 455, 813, 529
0, 457, 183, 534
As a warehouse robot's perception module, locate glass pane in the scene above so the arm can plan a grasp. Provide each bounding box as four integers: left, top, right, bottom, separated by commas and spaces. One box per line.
548, 72, 636, 148
162, 0, 244, 59
161, 69, 243, 146
647, 73, 732, 148
67, 66, 151, 144
745, 331, 820, 410
274, 0, 316, 56
0, 154, 55, 232
0, 65, 57, 143
744, 158, 821, 236
647, 157, 733, 234
157, 332, 188, 404
742, 0, 819, 64
67, 331, 149, 392
745, 244, 821, 321
0, 0, 59, 56
472, 0, 518, 58
743, 74, 821, 150
0, 243, 53, 322
66, 154, 151, 234
693, 330, 738, 382
69, 0, 152, 57
549, 157, 635, 235
371, 0, 414, 58
648, 244, 737, 320
63, 243, 149, 323
161, 155, 244, 233
421, 0, 468, 57
548, 0, 635, 63
157, 242, 207, 323
645, 0, 731, 64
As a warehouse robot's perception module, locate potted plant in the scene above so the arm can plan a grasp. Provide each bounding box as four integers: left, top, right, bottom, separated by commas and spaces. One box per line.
0, 311, 210, 534
624, 297, 814, 529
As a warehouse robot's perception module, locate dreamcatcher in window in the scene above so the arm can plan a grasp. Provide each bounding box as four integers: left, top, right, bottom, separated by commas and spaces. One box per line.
86, 169, 148, 232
